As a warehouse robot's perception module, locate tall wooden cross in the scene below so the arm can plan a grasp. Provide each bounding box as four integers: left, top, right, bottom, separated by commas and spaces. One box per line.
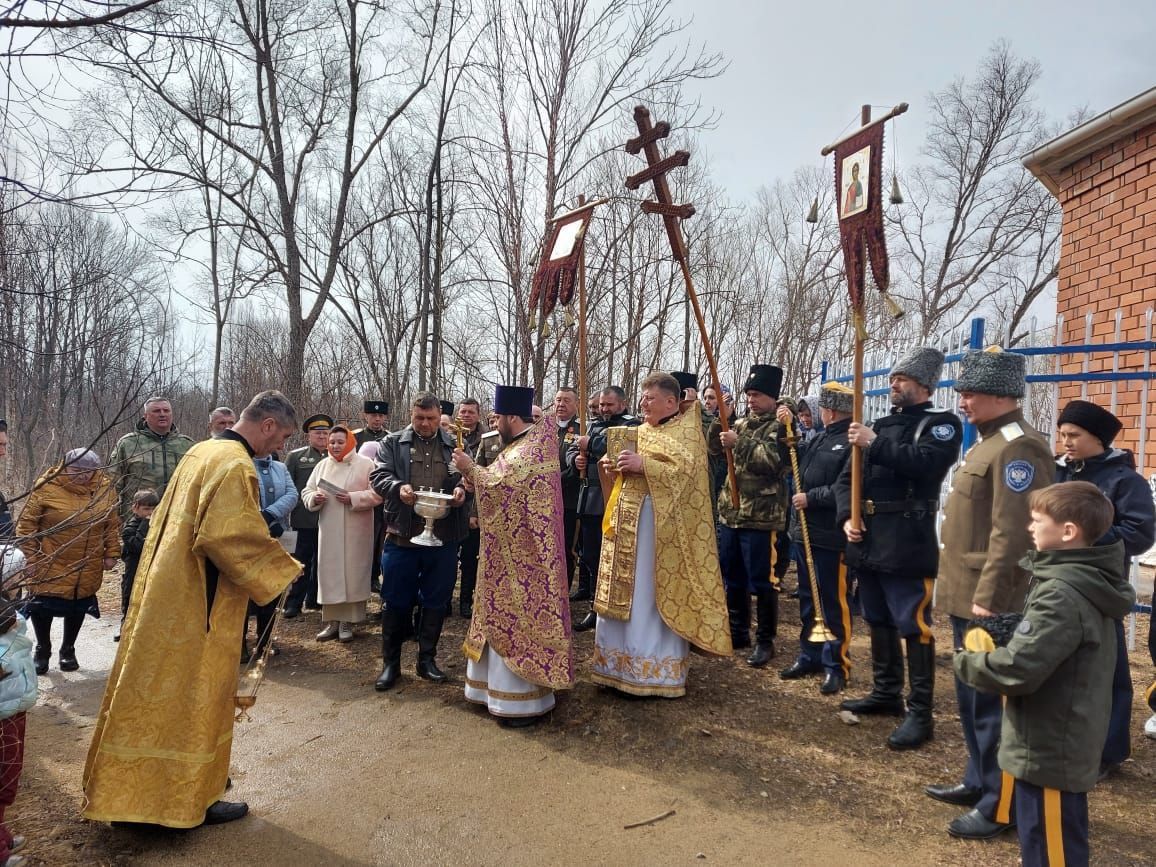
625, 105, 738, 508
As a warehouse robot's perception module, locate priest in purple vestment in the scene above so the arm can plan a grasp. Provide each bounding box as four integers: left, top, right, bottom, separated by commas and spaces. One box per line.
451, 385, 574, 727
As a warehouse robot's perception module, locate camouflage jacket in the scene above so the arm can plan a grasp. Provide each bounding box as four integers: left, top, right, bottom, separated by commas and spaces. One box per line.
709, 412, 789, 531
110, 420, 196, 517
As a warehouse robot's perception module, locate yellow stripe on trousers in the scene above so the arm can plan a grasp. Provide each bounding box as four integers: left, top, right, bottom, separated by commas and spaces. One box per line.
1043, 787, 1065, 867
995, 771, 1014, 824
769, 531, 780, 588
914, 578, 934, 644
837, 555, 852, 677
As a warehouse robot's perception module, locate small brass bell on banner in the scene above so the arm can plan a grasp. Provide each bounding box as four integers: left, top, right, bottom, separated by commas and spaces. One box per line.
805, 196, 819, 224
889, 174, 903, 205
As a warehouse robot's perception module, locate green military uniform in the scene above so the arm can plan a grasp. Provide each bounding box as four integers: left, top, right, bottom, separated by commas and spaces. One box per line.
706, 363, 788, 666
110, 420, 195, 517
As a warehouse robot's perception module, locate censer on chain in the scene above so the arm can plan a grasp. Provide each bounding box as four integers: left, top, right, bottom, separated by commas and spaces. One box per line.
234, 584, 292, 721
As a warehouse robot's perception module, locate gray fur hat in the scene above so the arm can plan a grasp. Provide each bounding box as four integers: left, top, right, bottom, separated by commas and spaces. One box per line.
953, 349, 1026, 398
818, 381, 855, 414
890, 346, 945, 391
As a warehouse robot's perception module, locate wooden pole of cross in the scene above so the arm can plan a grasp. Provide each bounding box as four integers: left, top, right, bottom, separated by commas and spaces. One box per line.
624, 105, 739, 509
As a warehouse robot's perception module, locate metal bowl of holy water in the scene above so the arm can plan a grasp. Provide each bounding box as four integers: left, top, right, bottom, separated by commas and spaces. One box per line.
412, 489, 454, 547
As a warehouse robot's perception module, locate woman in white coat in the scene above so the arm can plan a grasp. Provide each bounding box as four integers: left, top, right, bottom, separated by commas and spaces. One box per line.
302, 425, 382, 642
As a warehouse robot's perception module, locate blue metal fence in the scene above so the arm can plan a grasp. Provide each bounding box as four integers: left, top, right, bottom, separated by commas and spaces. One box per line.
821, 308, 1156, 641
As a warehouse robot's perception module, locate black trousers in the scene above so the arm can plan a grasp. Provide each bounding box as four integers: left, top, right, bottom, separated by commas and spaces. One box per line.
576, 515, 602, 595
286, 528, 319, 610
29, 610, 84, 653
951, 615, 1013, 823
244, 600, 276, 655
1015, 779, 1088, 866
562, 509, 578, 590
457, 527, 481, 609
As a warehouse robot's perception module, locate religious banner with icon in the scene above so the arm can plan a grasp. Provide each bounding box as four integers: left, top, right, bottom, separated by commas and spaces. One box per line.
527, 208, 590, 332
833, 120, 888, 308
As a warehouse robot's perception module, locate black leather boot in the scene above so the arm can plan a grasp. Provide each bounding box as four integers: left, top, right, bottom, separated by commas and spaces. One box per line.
840, 626, 905, 715
59, 646, 79, 672
415, 606, 448, 683
747, 589, 777, 667
374, 607, 405, 691
726, 587, 751, 649
888, 637, 935, 750
573, 609, 597, 632
33, 645, 50, 676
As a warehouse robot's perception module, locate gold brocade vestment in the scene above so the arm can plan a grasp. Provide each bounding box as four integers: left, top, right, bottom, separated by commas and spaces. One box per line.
595, 403, 732, 655
82, 438, 301, 828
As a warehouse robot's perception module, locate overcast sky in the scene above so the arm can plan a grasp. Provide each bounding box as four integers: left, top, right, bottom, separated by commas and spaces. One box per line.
665, 0, 1155, 200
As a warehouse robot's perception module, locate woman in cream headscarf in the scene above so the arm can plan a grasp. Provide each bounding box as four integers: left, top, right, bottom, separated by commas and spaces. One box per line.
17, 448, 120, 673
302, 426, 382, 642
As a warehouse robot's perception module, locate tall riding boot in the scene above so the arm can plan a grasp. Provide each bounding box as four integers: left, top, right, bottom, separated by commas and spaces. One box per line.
374, 607, 406, 691
726, 587, 751, 649
840, 626, 905, 715
747, 589, 777, 667
888, 637, 935, 750
415, 606, 449, 683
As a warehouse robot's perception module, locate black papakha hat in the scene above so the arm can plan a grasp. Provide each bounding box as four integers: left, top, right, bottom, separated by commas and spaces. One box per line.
744, 365, 783, 400
493, 385, 534, 417
439, 400, 455, 418
1057, 400, 1122, 448
364, 400, 390, 414
302, 413, 334, 434
670, 371, 698, 392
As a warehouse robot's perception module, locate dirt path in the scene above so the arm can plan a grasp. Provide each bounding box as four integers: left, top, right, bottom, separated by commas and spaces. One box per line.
14, 587, 1156, 866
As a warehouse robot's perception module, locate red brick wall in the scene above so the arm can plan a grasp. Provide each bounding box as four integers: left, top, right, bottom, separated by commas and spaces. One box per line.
1053, 120, 1156, 479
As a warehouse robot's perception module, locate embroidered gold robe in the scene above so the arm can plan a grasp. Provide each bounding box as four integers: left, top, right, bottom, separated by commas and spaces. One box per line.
463, 418, 574, 689
82, 438, 301, 828
595, 402, 732, 655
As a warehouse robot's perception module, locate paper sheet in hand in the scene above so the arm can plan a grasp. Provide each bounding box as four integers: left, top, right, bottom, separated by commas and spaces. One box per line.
318, 479, 348, 496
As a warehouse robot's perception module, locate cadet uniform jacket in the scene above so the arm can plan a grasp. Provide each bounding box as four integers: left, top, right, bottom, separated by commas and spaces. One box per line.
285, 445, 325, 530
938, 408, 1054, 620
789, 417, 852, 551
834, 402, 962, 579
709, 412, 789, 532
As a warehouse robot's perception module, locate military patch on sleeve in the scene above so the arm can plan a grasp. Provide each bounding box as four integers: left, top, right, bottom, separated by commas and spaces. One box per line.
1005, 460, 1035, 493
1016, 619, 1032, 635
931, 424, 955, 441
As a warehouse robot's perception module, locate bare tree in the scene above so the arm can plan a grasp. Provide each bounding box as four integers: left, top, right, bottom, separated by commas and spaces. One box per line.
68, 0, 453, 407
888, 41, 1061, 342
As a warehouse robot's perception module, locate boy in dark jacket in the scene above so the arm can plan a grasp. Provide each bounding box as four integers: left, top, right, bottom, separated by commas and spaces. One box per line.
1054, 399, 1155, 769
117, 489, 159, 641
955, 481, 1135, 866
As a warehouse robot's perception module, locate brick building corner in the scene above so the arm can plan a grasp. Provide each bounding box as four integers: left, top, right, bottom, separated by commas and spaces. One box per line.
1024, 87, 1156, 479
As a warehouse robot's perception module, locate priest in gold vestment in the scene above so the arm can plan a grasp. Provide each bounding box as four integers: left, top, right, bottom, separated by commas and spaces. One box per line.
83, 391, 302, 828
592, 372, 731, 697
452, 385, 574, 726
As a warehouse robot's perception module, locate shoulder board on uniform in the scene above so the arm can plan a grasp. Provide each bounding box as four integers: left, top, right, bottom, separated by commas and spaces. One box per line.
481, 431, 500, 441
999, 422, 1025, 442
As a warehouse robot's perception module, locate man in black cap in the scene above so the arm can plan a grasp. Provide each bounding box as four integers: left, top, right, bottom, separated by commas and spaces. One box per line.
927, 348, 1053, 840
353, 400, 391, 449
439, 400, 456, 434
369, 395, 469, 691
283, 413, 333, 618
566, 386, 639, 630
835, 346, 962, 752
710, 364, 789, 666
1055, 399, 1155, 775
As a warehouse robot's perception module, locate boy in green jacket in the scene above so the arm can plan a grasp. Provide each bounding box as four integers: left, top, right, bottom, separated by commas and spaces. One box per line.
954, 481, 1135, 866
